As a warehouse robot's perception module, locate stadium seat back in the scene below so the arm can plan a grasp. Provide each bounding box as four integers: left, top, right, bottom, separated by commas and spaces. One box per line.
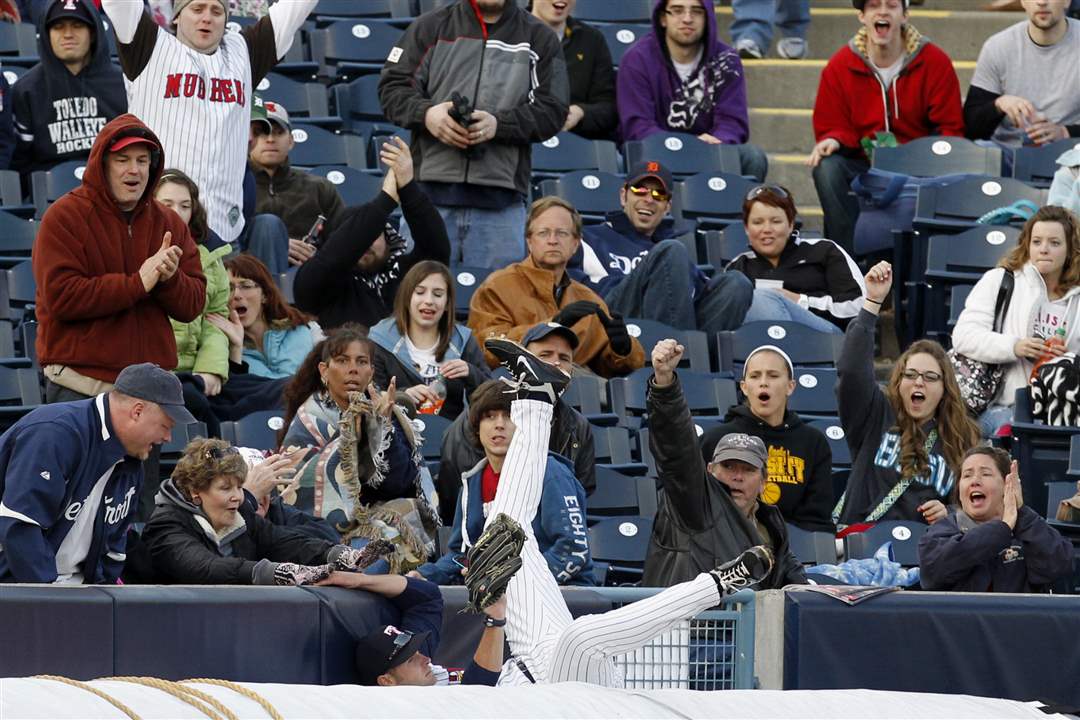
0, 211, 36, 256
1012, 138, 1080, 188
255, 73, 330, 118
587, 467, 646, 520
786, 523, 837, 565
702, 224, 751, 269
673, 172, 755, 228
531, 133, 619, 176
0, 365, 41, 406
588, 515, 653, 585
843, 521, 928, 566
624, 133, 741, 178
596, 23, 650, 67
222, 411, 287, 453
332, 74, 386, 126
573, 0, 652, 22
32, 161, 86, 217
0, 22, 38, 61
313, 0, 415, 20
288, 124, 368, 169
808, 418, 851, 467
538, 171, 624, 219
411, 413, 451, 461
309, 165, 383, 206
786, 368, 839, 418
451, 266, 492, 320
623, 318, 711, 373
873, 136, 1003, 177
925, 226, 1018, 282
720, 321, 841, 372
914, 177, 1044, 232
316, 20, 404, 77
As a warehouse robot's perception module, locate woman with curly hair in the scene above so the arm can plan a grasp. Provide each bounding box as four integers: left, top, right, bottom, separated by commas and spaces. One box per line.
279, 324, 439, 573
834, 261, 980, 530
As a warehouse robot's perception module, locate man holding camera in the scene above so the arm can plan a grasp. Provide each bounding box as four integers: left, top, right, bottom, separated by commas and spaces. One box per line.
379, 0, 569, 270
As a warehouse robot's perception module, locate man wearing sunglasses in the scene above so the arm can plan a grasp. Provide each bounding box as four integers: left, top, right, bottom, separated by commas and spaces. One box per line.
569, 160, 753, 333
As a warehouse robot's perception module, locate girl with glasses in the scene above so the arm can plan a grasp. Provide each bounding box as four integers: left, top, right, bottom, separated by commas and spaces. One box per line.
834, 261, 979, 530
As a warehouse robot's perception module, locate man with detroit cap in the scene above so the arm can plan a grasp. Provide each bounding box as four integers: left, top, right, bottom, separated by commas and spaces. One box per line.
0, 363, 195, 584
572, 159, 753, 334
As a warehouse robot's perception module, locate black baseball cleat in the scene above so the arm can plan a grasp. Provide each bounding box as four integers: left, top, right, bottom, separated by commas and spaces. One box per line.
485, 338, 570, 404
710, 545, 774, 595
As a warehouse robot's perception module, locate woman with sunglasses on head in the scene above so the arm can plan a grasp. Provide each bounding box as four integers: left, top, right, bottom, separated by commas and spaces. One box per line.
727, 184, 864, 334
835, 261, 980, 530
952, 206, 1080, 437
280, 324, 440, 573
368, 260, 490, 421
142, 437, 390, 585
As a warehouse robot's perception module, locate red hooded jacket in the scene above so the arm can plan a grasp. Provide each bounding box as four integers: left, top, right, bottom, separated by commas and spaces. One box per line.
813, 25, 964, 155
33, 114, 206, 382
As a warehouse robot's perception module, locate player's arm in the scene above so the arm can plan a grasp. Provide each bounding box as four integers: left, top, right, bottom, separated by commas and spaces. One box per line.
100, 0, 160, 81
243, 0, 319, 86
461, 597, 505, 686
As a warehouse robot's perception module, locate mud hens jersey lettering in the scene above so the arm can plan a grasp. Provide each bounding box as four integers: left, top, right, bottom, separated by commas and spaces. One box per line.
162, 73, 247, 105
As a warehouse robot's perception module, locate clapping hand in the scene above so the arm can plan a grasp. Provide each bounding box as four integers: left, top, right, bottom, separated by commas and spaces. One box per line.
1002, 460, 1023, 529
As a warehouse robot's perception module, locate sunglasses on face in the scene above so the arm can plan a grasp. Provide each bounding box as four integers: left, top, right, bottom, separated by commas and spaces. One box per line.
627, 184, 671, 202
745, 184, 790, 202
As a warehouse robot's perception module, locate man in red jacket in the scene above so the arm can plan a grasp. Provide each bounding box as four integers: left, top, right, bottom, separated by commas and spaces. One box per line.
33, 113, 206, 403
807, 0, 963, 253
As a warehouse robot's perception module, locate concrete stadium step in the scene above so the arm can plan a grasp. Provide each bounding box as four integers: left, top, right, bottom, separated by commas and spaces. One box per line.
766, 153, 823, 231
743, 59, 975, 109
806, 0, 1001, 9
750, 108, 814, 154
713, 8, 1021, 62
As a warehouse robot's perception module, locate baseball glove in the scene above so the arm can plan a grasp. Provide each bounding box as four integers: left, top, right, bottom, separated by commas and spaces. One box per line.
464, 512, 526, 613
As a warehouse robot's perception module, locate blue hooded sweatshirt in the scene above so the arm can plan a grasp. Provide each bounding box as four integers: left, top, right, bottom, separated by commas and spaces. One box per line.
417, 453, 594, 586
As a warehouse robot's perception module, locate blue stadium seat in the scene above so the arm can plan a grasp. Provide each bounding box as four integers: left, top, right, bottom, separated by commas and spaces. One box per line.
702, 224, 750, 270
531, 132, 619, 178
0, 211, 36, 258
573, 0, 652, 22
287, 124, 369, 169
623, 133, 741, 178
1012, 138, 1080, 188
786, 523, 837, 565
913, 176, 1044, 234
537, 171, 624, 220
872, 136, 1003, 177
0, 365, 40, 406
1011, 387, 1075, 518
451, 266, 491, 320
1069, 435, 1080, 478
595, 23, 649, 67
787, 368, 839, 419
0, 21, 38, 66
222, 18, 314, 76
591, 425, 647, 475
18, 319, 36, 367
843, 521, 928, 566
623, 318, 711, 373
331, 74, 387, 127
313, 20, 404, 80
588, 515, 653, 586
943, 284, 972, 341
309, 165, 383, 206
411, 413, 451, 461
673, 172, 755, 229
276, 267, 298, 305
4, 261, 34, 323
31, 161, 86, 218
610, 368, 736, 417
808, 418, 851, 467
312, 0, 416, 21
586, 468, 657, 522
159, 422, 210, 465
718, 321, 841, 373
255, 73, 338, 126
561, 374, 617, 425
221, 410, 287, 452
2, 65, 26, 86
1047, 481, 1077, 519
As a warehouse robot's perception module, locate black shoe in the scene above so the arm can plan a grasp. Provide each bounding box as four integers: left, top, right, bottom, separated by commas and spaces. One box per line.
710, 545, 774, 595
485, 337, 570, 404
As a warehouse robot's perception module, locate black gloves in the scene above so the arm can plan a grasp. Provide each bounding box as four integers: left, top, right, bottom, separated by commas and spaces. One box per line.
551, 300, 600, 328
597, 309, 632, 356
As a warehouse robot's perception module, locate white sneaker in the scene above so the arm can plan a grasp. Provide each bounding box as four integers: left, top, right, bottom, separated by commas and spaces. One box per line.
777, 37, 807, 60
735, 37, 764, 60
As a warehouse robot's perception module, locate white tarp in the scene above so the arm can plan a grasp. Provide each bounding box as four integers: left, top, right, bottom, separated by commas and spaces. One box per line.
0, 678, 1063, 720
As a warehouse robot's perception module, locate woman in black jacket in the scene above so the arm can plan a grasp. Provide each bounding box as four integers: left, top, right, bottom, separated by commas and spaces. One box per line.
369, 261, 490, 421
143, 438, 387, 585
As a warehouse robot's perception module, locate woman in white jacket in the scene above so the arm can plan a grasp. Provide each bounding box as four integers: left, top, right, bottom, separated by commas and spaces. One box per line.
952, 206, 1080, 436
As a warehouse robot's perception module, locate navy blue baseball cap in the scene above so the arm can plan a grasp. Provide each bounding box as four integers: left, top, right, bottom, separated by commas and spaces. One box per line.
522, 322, 579, 351
114, 363, 196, 425
355, 625, 430, 685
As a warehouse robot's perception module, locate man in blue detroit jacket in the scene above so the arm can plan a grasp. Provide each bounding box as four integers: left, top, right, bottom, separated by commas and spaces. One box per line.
0, 363, 194, 583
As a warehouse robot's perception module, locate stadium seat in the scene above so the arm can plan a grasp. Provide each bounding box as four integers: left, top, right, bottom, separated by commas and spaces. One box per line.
311, 0, 416, 21
912, 176, 1044, 234
586, 467, 657, 522
1012, 138, 1080, 188
843, 521, 928, 567
331, 74, 387, 127
537, 171, 624, 220
451, 266, 491, 320
786, 368, 839, 420
588, 515, 653, 586
623, 133, 741, 178
940, 284, 973, 343
312, 20, 404, 80
596, 23, 649, 67
18, 319, 36, 367
573, 0, 652, 22
591, 425, 648, 475
1011, 387, 1075, 518
623, 319, 711, 373
0, 21, 38, 66
0, 365, 41, 406
221, 410, 287, 453
276, 267, 298, 305
309, 165, 383, 206
159, 422, 210, 472
0, 211, 36, 259
561, 374, 617, 426
531, 132, 619, 179
610, 368, 736, 417
702, 224, 750, 269
2, 65, 26, 86
3, 261, 35, 323
287, 124, 369, 169
718, 321, 841, 373
1069, 435, 1080, 479
831, 468, 849, 504
673, 172, 755, 229
255, 73, 338, 126
808, 418, 851, 467
786, 523, 837, 565
1047, 481, 1077, 520
31, 161, 86, 218
872, 136, 1003, 177
411, 413, 451, 461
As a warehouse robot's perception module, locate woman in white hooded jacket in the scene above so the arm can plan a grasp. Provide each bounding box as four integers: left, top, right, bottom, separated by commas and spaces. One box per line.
952, 206, 1080, 436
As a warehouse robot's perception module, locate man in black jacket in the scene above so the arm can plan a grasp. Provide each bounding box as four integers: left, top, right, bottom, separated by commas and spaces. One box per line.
292, 136, 450, 330
643, 338, 806, 589
531, 0, 616, 140
435, 321, 595, 524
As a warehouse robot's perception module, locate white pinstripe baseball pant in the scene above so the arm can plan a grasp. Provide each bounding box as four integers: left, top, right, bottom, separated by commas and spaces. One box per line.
490, 399, 727, 687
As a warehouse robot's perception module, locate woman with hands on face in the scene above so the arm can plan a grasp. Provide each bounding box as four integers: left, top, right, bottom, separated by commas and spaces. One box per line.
834, 261, 980, 530
919, 447, 1074, 593
368, 261, 491, 421
952, 206, 1080, 436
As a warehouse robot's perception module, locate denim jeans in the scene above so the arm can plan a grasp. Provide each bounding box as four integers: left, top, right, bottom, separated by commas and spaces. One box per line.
604, 239, 753, 333
399, 202, 527, 269
978, 404, 1013, 438
811, 152, 869, 256
742, 288, 843, 334
238, 213, 290, 275
737, 143, 769, 183
730, 0, 811, 50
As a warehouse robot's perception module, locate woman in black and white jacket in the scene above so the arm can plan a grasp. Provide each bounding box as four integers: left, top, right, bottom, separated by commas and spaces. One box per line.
952, 205, 1080, 436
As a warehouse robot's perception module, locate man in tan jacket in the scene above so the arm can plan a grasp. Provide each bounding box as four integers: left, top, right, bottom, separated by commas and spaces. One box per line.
468, 196, 645, 378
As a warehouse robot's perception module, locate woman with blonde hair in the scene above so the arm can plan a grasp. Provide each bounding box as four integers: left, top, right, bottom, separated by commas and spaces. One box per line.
952, 205, 1080, 436
834, 262, 980, 530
